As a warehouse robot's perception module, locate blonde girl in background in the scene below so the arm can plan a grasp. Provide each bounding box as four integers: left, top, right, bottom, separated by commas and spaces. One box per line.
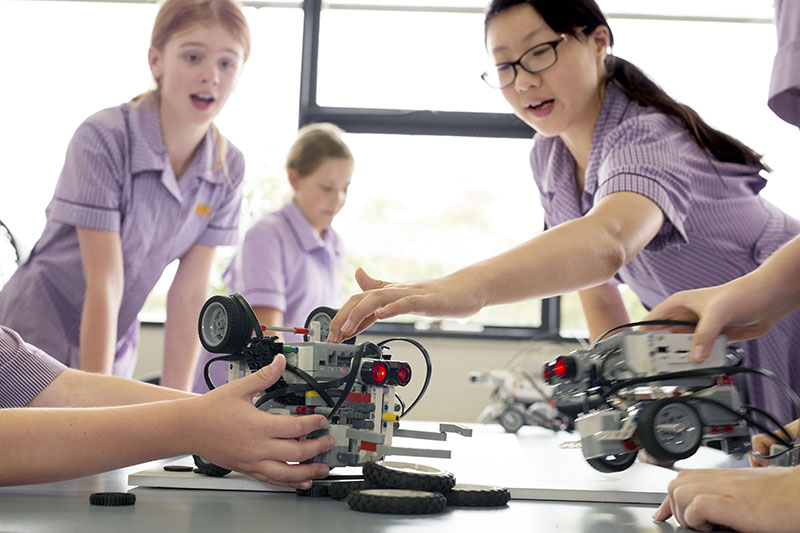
194, 122, 353, 392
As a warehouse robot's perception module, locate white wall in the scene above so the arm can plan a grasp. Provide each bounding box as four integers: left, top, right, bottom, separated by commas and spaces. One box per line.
136, 324, 581, 422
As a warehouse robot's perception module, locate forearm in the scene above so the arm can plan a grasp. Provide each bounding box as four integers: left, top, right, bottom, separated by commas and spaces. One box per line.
579, 284, 631, 341
746, 236, 800, 318
161, 288, 206, 390
28, 368, 194, 408
0, 399, 193, 485
79, 285, 121, 374
463, 217, 628, 308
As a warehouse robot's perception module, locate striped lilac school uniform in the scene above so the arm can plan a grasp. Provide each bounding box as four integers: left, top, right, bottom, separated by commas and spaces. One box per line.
531, 82, 800, 425
769, 0, 800, 128
0, 326, 65, 409
0, 93, 244, 378
193, 201, 344, 392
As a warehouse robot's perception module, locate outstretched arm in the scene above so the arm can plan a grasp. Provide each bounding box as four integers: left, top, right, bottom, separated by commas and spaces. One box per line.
329, 192, 663, 342
0, 355, 334, 487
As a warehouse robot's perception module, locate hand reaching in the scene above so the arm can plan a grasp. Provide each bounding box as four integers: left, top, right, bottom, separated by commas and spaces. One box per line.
189, 354, 335, 489
327, 267, 485, 342
644, 277, 781, 363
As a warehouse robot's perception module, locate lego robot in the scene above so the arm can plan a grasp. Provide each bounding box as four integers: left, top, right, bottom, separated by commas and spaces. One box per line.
543, 330, 753, 472
468, 369, 571, 433
194, 293, 471, 476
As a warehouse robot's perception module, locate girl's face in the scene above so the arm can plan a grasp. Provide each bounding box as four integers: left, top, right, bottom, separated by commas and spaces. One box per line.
485, 4, 609, 140
149, 23, 245, 130
290, 158, 353, 234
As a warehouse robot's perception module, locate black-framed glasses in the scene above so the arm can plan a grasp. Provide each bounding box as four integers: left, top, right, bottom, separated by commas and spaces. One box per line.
481, 35, 567, 89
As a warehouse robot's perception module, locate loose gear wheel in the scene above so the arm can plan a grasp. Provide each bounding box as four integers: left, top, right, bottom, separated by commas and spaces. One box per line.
192, 455, 231, 477
328, 480, 380, 500
363, 461, 456, 493
346, 489, 447, 514
444, 484, 510, 507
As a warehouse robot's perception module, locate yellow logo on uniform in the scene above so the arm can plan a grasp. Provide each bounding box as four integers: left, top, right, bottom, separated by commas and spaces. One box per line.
195, 204, 212, 218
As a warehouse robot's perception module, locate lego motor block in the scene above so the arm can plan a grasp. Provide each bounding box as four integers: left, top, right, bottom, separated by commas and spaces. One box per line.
195, 293, 471, 475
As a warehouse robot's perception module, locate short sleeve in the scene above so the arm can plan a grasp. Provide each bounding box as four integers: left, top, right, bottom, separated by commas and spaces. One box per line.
768, 0, 800, 128
593, 116, 691, 251
0, 326, 66, 408
47, 111, 126, 232
197, 144, 245, 246
227, 218, 287, 312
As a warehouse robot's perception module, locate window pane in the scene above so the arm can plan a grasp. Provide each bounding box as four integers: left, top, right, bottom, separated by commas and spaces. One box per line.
317, 9, 508, 112
335, 133, 543, 328
609, 17, 800, 216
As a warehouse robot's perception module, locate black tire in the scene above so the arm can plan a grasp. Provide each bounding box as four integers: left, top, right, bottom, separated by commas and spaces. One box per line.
304, 306, 356, 344
328, 480, 380, 500
585, 451, 638, 473
198, 295, 250, 354
346, 489, 447, 515
296, 484, 330, 497
192, 455, 232, 477
499, 407, 526, 433
445, 484, 510, 507
363, 461, 456, 493
637, 397, 703, 462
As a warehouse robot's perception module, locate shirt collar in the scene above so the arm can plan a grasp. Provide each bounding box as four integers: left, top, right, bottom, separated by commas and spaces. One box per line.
281, 201, 342, 255
127, 92, 222, 185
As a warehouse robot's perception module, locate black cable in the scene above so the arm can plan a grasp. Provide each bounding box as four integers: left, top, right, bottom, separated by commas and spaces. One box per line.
377, 338, 432, 418
285, 364, 336, 406
203, 354, 242, 390
325, 342, 379, 420
593, 319, 698, 346
395, 393, 406, 417
602, 366, 800, 425
684, 395, 793, 449
742, 404, 795, 443
254, 371, 350, 409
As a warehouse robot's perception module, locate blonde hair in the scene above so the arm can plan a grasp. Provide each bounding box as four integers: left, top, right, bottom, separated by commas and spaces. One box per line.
286, 123, 354, 178
143, 0, 251, 178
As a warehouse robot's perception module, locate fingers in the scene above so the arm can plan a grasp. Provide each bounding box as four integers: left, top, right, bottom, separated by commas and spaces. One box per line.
247, 461, 331, 489
689, 313, 726, 363
235, 354, 286, 395
265, 414, 329, 439
681, 493, 729, 532
258, 433, 336, 463
355, 268, 386, 291
652, 496, 673, 521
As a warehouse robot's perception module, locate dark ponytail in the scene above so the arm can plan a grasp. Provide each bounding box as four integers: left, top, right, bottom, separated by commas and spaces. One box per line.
485, 0, 768, 172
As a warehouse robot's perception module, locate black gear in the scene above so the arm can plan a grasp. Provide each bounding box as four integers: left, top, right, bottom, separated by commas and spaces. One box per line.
346, 489, 446, 514
296, 484, 330, 497
444, 484, 510, 507
328, 480, 380, 500
192, 455, 232, 477
363, 461, 455, 493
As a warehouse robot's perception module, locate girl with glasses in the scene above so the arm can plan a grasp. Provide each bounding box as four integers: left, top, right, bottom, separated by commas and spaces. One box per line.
329, 0, 800, 432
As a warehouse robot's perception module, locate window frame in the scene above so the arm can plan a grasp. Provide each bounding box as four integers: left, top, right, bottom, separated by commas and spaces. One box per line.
298, 0, 560, 340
